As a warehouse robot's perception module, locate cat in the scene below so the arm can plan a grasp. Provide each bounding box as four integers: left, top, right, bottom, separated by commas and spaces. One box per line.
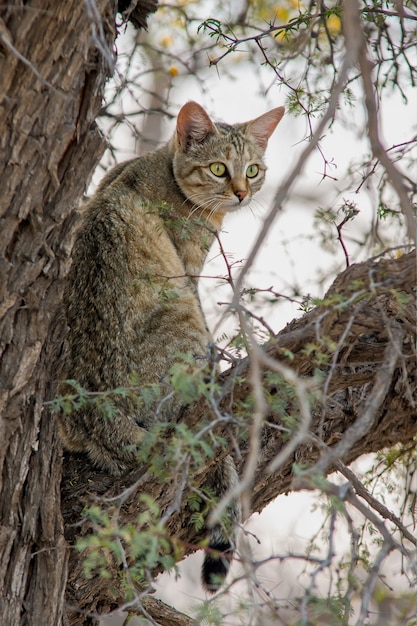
58, 100, 284, 591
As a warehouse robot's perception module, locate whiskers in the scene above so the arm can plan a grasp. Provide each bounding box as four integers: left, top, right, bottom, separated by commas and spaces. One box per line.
181, 189, 266, 230
247, 196, 266, 220
183, 191, 227, 225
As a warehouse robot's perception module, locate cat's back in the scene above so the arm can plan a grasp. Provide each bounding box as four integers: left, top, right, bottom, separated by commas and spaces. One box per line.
72, 148, 187, 284
94, 145, 185, 211
64, 145, 207, 391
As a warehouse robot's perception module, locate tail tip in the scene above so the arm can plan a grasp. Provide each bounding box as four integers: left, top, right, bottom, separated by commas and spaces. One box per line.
201, 541, 233, 593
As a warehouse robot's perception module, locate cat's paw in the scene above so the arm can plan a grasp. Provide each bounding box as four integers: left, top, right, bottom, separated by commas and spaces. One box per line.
133, 425, 147, 445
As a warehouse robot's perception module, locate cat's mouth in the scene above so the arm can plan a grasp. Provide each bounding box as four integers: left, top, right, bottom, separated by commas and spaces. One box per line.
218, 194, 251, 211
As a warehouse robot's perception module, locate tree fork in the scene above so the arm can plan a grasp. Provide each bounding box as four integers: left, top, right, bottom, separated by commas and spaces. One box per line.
61, 250, 416, 623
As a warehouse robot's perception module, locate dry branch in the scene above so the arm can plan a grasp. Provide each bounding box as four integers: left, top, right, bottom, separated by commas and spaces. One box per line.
61, 250, 416, 624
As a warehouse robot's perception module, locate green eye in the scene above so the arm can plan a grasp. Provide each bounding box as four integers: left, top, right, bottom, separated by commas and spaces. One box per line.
210, 162, 227, 177
246, 164, 259, 178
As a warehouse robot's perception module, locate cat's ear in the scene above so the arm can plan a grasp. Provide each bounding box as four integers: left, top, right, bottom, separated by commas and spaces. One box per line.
245, 106, 285, 149
176, 101, 216, 151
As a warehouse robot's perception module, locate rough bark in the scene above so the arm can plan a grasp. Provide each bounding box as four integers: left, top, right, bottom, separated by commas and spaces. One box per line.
0, 2, 118, 625
61, 250, 416, 624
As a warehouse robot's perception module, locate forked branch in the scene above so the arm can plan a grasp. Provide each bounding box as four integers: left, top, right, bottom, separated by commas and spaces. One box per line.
61, 250, 416, 625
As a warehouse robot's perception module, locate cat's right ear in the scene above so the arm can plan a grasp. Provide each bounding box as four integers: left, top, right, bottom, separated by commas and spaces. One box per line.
246, 106, 285, 149
176, 102, 216, 151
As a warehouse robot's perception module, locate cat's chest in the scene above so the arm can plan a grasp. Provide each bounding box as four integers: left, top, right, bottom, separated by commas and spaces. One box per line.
169, 227, 214, 279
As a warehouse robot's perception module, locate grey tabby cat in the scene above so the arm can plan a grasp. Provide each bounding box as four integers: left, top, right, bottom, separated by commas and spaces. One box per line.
58, 101, 284, 591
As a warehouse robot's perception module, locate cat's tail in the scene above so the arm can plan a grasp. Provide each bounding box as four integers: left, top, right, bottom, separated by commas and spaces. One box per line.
201, 455, 240, 593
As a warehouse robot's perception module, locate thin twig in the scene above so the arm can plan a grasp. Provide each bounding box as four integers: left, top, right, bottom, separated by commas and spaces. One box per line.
336, 461, 417, 547
232, 0, 364, 301
356, 7, 416, 241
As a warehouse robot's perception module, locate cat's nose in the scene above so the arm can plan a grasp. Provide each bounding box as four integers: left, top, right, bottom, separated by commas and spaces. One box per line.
234, 190, 247, 203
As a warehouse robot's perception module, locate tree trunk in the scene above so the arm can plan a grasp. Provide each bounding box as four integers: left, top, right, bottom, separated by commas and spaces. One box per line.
0, 2, 117, 624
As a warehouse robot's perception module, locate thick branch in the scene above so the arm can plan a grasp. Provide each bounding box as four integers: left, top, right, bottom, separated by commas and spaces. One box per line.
61, 250, 416, 623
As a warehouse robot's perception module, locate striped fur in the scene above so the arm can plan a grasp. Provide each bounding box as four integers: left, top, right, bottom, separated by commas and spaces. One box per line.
58, 101, 284, 590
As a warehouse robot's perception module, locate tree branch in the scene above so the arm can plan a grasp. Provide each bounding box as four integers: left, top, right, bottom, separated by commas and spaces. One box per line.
61, 250, 416, 624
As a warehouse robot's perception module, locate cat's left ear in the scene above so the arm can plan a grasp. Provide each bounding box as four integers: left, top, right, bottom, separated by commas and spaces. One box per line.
176, 101, 217, 151
246, 106, 285, 149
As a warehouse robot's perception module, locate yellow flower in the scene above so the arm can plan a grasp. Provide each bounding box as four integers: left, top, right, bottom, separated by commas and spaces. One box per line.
327, 14, 341, 35
168, 66, 179, 77
159, 34, 173, 48
274, 6, 289, 22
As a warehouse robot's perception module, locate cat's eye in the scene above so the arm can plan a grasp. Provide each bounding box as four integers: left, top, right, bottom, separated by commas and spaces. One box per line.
210, 162, 227, 177
246, 164, 259, 178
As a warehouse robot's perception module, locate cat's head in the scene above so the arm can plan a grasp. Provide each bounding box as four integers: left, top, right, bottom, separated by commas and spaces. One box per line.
171, 101, 284, 225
